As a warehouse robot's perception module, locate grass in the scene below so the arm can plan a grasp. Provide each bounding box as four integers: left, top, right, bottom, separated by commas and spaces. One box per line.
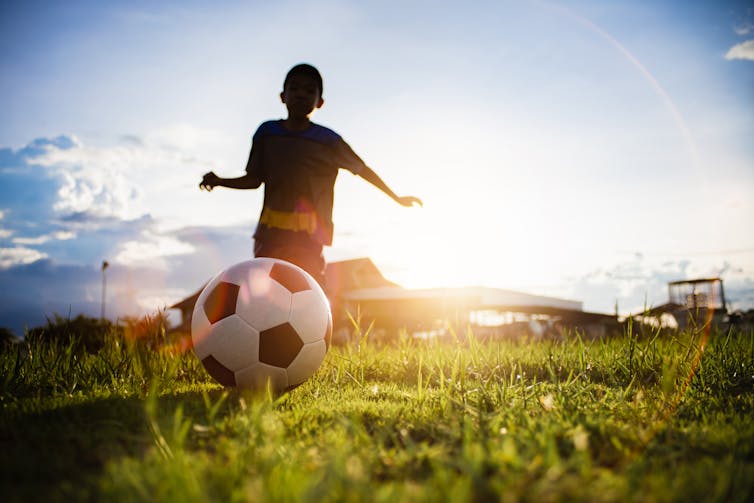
1, 321, 753, 502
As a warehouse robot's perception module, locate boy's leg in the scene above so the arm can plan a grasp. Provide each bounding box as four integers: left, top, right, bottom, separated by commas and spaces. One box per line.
254, 240, 326, 289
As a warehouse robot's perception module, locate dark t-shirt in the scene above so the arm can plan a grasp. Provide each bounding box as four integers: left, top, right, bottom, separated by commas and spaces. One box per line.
246, 120, 366, 246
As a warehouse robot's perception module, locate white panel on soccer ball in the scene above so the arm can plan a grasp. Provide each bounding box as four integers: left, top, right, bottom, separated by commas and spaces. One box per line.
235, 274, 292, 331
191, 271, 225, 359
286, 340, 327, 387
250, 257, 283, 271
202, 315, 260, 372
289, 290, 330, 344
191, 272, 236, 360
235, 363, 289, 391
220, 259, 272, 286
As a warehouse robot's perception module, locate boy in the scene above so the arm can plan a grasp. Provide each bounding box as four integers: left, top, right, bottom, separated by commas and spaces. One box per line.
199, 63, 422, 287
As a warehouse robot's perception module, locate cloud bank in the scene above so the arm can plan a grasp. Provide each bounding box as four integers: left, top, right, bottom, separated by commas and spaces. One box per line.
725, 39, 754, 61
0, 135, 255, 335
568, 253, 754, 316
1, 134, 753, 336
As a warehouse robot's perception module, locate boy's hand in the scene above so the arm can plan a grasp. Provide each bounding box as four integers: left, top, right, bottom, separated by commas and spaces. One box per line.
200, 171, 220, 191
396, 195, 423, 207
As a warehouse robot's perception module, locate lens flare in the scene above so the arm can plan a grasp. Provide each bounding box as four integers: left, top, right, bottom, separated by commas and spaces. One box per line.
540, 0, 704, 182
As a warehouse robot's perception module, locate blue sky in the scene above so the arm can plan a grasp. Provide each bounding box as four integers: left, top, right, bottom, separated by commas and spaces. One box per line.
1, 0, 753, 334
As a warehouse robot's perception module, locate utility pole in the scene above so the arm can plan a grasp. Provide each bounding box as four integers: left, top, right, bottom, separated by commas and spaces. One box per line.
101, 260, 109, 322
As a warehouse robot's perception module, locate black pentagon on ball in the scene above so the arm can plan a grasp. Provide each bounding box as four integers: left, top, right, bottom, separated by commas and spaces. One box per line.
269, 262, 311, 294
203, 281, 240, 324
259, 322, 304, 368
201, 355, 236, 386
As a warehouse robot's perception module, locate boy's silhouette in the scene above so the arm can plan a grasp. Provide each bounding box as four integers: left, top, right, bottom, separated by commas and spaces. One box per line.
200, 63, 421, 287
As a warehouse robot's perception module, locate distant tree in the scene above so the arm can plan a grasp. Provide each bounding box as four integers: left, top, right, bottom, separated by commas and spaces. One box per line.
23, 311, 176, 354
0, 327, 19, 350
26, 314, 115, 353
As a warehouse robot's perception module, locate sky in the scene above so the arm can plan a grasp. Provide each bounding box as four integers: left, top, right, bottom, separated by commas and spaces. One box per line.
1, 0, 753, 335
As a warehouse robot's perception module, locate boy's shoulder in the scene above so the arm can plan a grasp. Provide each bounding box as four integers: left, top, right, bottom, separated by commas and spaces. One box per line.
254, 120, 342, 145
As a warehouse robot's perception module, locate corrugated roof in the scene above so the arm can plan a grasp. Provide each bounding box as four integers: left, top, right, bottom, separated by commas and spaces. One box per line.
343, 286, 582, 311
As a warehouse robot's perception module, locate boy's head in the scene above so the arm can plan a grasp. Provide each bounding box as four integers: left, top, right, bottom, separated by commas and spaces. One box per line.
283, 64, 323, 97
281, 64, 324, 119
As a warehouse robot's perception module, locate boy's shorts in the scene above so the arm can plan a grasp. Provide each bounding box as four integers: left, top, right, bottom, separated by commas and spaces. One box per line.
254, 239, 326, 289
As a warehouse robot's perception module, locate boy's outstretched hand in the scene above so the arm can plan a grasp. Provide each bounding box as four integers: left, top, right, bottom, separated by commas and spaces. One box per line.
396, 196, 423, 207
199, 171, 220, 191
358, 166, 422, 208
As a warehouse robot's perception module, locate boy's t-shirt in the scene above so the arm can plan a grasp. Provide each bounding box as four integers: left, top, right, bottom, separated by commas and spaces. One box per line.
246, 120, 366, 247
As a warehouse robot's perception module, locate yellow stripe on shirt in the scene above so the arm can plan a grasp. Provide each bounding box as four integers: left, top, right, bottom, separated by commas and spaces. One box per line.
259, 207, 318, 235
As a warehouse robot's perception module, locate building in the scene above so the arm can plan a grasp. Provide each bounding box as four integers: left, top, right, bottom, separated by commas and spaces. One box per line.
635, 277, 729, 331
170, 258, 618, 342
326, 258, 617, 341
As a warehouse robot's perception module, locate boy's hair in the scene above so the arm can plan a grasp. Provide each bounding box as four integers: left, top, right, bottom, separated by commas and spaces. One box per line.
283, 64, 323, 97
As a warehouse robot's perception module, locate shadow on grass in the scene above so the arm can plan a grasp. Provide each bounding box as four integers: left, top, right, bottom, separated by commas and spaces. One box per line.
0, 388, 231, 503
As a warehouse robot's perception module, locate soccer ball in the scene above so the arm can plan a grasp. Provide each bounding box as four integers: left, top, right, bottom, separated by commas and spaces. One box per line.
191, 258, 332, 392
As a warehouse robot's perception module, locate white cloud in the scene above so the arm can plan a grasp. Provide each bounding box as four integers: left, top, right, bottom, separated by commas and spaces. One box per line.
0, 210, 12, 239
133, 289, 187, 313
568, 252, 754, 316
12, 230, 76, 246
114, 231, 195, 269
0, 247, 48, 268
725, 39, 754, 61
27, 129, 223, 225
12, 237, 47, 245
31, 140, 144, 221
55, 230, 76, 240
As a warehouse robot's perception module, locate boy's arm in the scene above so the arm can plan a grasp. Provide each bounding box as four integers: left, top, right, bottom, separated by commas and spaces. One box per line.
199, 171, 262, 191
358, 166, 422, 207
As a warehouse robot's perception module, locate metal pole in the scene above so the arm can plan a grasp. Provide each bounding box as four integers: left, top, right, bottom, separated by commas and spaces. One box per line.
101, 260, 109, 322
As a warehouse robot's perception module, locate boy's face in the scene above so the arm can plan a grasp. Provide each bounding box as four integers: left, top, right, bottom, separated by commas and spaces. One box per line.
280, 73, 323, 119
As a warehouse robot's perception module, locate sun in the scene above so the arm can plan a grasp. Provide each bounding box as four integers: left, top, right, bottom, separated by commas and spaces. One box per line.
348, 199, 507, 289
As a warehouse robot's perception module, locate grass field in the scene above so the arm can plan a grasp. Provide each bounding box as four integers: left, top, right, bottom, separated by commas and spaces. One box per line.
1, 321, 753, 502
